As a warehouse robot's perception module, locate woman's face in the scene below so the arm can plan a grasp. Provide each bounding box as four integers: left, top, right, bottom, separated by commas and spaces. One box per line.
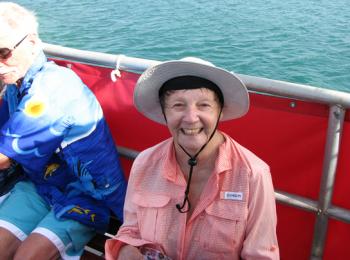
164, 88, 222, 155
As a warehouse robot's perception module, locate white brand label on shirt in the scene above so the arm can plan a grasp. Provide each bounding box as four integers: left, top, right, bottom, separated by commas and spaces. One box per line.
224, 192, 243, 201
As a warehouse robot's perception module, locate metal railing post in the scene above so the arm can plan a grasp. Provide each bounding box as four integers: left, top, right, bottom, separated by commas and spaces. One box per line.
310, 105, 345, 259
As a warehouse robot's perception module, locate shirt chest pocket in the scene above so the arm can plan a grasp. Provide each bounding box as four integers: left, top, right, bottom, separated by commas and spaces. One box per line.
132, 193, 172, 243
197, 200, 247, 253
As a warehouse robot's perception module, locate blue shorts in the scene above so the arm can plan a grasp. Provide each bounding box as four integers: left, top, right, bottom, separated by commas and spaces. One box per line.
0, 181, 96, 259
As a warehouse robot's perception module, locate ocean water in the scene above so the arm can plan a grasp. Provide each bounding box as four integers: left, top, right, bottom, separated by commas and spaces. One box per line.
10, 0, 350, 92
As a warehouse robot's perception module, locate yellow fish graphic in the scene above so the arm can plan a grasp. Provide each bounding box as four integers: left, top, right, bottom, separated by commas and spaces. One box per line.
68, 205, 96, 222
44, 163, 60, 179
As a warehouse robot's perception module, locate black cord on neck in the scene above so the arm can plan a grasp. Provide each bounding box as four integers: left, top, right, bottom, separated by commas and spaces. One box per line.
176, 108, 222, 213
176, 156, 197, 213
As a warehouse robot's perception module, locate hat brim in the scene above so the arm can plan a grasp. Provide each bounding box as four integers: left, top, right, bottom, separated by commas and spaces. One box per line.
134, 60, 249, 125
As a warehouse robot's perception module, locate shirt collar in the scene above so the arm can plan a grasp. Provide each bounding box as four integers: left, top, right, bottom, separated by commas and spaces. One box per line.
162, 139, 178, 182
19, 50, 47, 95
161, 132, 234, 182
213, 132, 234, 175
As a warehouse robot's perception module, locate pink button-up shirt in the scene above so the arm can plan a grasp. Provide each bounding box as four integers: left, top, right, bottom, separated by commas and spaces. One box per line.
106, 132, 279, 259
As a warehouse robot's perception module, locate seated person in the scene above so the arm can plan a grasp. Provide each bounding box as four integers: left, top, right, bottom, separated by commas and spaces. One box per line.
105, 57, 279, 259
0, 2, 126, 259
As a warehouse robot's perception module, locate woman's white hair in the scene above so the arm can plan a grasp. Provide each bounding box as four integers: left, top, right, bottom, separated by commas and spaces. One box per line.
0, 2, 39, 36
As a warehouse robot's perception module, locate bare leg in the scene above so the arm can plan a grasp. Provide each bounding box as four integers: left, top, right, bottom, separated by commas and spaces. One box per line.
14, 233, 61, 260
0, 227, 21, 260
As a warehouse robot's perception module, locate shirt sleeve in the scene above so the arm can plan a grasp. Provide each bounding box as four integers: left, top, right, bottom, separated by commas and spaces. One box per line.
241, 167, 280, 260
0, 76, 73, 172
0, 98, 9, 128
104, 154, 156, 259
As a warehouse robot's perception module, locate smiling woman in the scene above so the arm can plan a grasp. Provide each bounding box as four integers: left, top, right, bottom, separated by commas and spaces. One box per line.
105, 57, 279, 260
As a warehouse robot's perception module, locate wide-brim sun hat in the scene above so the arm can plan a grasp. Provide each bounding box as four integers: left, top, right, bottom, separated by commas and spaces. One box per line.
134, 57, 249, 125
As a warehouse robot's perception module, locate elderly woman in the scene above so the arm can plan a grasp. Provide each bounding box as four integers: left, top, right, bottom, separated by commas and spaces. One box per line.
106, 57, 279, 260
0, 2, 126, 259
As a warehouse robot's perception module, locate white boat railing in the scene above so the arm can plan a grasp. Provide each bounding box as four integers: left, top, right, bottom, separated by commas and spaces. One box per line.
43, 42, 350, 260
43, 43, 350, 108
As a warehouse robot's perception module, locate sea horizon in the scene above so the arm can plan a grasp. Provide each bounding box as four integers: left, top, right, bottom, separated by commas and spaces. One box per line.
10, 0, 350, 93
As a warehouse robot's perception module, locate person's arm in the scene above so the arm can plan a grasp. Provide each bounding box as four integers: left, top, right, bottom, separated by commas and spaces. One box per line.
0, 153, 11, 170
241, 167, 280, 260
0, 87, 14, 170
105, 153, 159, 259
0, 94, 9, 128
116, 245, 143, 260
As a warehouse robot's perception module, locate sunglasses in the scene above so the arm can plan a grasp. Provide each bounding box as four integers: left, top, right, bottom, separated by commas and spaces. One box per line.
0, 34, 28, 60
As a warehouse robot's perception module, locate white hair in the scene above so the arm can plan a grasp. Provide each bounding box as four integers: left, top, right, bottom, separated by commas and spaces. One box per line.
0, 2, 39, 36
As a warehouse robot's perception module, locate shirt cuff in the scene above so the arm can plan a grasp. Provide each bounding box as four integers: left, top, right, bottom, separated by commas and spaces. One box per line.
105, 239, 126, 260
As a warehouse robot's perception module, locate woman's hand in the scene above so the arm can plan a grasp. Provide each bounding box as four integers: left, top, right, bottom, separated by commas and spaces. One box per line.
117, 245, 143, 260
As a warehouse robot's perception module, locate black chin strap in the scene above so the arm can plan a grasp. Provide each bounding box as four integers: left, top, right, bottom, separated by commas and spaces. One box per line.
175, 142, 206, 213
176, 109, 222, 213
